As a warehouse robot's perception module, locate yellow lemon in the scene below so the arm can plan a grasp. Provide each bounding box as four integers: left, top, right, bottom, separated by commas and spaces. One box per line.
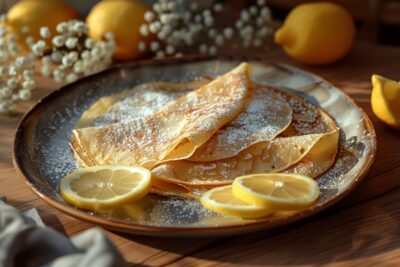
274, 2, 356, 65
232, 173, 320, 210
200, 185, 273, 219
61, 166, 151, 211
7, 0, 77, 44
371, 75, 400, 129
86, 0, 151, 61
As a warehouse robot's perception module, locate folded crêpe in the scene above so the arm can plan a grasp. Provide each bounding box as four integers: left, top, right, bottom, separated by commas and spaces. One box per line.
76, 78, 211, 128
188, 85, 293, 162
71, 63, 250, 169
151, 130, 339, 187
151, 86, 339, 188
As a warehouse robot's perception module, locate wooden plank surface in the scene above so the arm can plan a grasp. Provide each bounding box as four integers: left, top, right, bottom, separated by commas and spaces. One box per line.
1, 42, 400, 266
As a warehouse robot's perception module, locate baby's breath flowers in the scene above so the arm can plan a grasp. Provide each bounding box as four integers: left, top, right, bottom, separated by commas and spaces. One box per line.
0, 14, 36, 113
0, 16, 115, 114
235, 0, 273, 48
138, 0, 274, 58
30, 20, 115, 84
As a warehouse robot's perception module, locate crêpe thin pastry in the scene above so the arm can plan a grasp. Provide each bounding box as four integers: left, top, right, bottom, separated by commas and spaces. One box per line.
275, 87, 337, 136
188, 85, 292, 162
151, 130, 339, 186
77, 78, 211, 128
284, 129, 339, 178
71, 63, 250, 169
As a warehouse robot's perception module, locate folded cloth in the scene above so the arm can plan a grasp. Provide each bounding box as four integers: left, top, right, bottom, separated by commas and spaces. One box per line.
0, 200, 128, 267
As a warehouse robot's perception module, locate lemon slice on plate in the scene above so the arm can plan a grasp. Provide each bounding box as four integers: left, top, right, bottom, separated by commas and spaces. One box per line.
61, 166, 151, 211
200, 185, 273, 219
232, 173, 320, 210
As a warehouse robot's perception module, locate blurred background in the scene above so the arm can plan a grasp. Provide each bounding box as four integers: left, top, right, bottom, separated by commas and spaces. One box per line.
2, 0, 399, 45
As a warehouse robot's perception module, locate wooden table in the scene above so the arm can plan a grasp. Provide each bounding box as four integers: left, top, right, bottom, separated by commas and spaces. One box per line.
1, 42, 400, 266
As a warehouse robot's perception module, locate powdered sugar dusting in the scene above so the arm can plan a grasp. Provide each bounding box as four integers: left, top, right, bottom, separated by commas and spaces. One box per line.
94, 82, 197, 126
75, 67, 249, 167
189, 85, 292, 161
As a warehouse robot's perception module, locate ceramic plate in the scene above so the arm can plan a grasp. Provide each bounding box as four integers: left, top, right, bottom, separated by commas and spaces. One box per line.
13, 58, 376, 237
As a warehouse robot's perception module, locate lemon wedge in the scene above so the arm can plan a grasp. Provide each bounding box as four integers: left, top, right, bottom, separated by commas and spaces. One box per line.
232, 173, 319, 210
371, 74, 400, 129
61, 166, 151, 211
200, 185, 273, 218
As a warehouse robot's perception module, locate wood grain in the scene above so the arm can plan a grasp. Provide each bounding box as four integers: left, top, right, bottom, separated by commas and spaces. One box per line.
1, 42, 400, 266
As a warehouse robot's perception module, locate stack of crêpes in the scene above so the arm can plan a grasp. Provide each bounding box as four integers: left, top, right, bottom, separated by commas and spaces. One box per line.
71, 63, 339, 199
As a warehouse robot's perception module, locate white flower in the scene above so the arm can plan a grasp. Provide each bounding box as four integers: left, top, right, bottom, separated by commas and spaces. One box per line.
85, 38, 95, 49
53, 35, 65, 47
41, 56, 52, 65
51, 51, 63, 63
66, 73, 78, 83
209, 45, 217, 55
73, 61, 84, 73
144, 11, 156, 22
149, 21, 161, 33
199, 44, 207, 54
40, 27, 51, 38
41, 65, 52, 77
6, 78, 18, 89
23, 70, 34, 79
31, 40, 46, 56
236, 20, 244, 29
249, 5, 258, 16
56, 22, 68, 33
73, 21, 88, 34
215, 35, 224, 46
22, 80, 35, 90
165, 45, 175, 55
140, 24, 149, 36
25, 36, 34, 47
19, 89, 31, 100
213, 4, 223, 12
138, 41, 146, 52
240, 10, 250, 22
257, 0, 266, 6
65, 37, 78, 49
223, 28, 234, 39
260, 7, 271, 21
204, 16, 214, 26
150, 41, 160, 52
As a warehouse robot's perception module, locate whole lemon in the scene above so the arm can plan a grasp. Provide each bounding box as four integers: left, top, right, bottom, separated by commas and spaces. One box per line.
7, 0, 77, 44
86, 0, 151, 61
371, 75, 400, 129
274, 2, 356, 65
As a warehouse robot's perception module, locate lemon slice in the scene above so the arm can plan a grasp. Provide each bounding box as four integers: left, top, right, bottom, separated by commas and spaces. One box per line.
371, 74, 400, 129
200, 185, 273, 218
232, 173, 320, 210
61, 166, 151, 211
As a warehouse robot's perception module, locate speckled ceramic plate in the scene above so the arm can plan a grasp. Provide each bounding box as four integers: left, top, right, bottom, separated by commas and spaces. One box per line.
13, 57, 376, 237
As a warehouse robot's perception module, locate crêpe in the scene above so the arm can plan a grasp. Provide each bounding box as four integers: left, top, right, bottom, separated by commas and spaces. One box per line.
150, 85, 338, 187
275, 87, 336, 136
151, 130, 339, 187
71, 63, 250, 169
188, 85, 293, 162
76, 78, 211, 128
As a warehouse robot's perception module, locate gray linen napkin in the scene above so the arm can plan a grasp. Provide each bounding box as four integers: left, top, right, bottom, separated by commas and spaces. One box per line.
0, 200, 128, 267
